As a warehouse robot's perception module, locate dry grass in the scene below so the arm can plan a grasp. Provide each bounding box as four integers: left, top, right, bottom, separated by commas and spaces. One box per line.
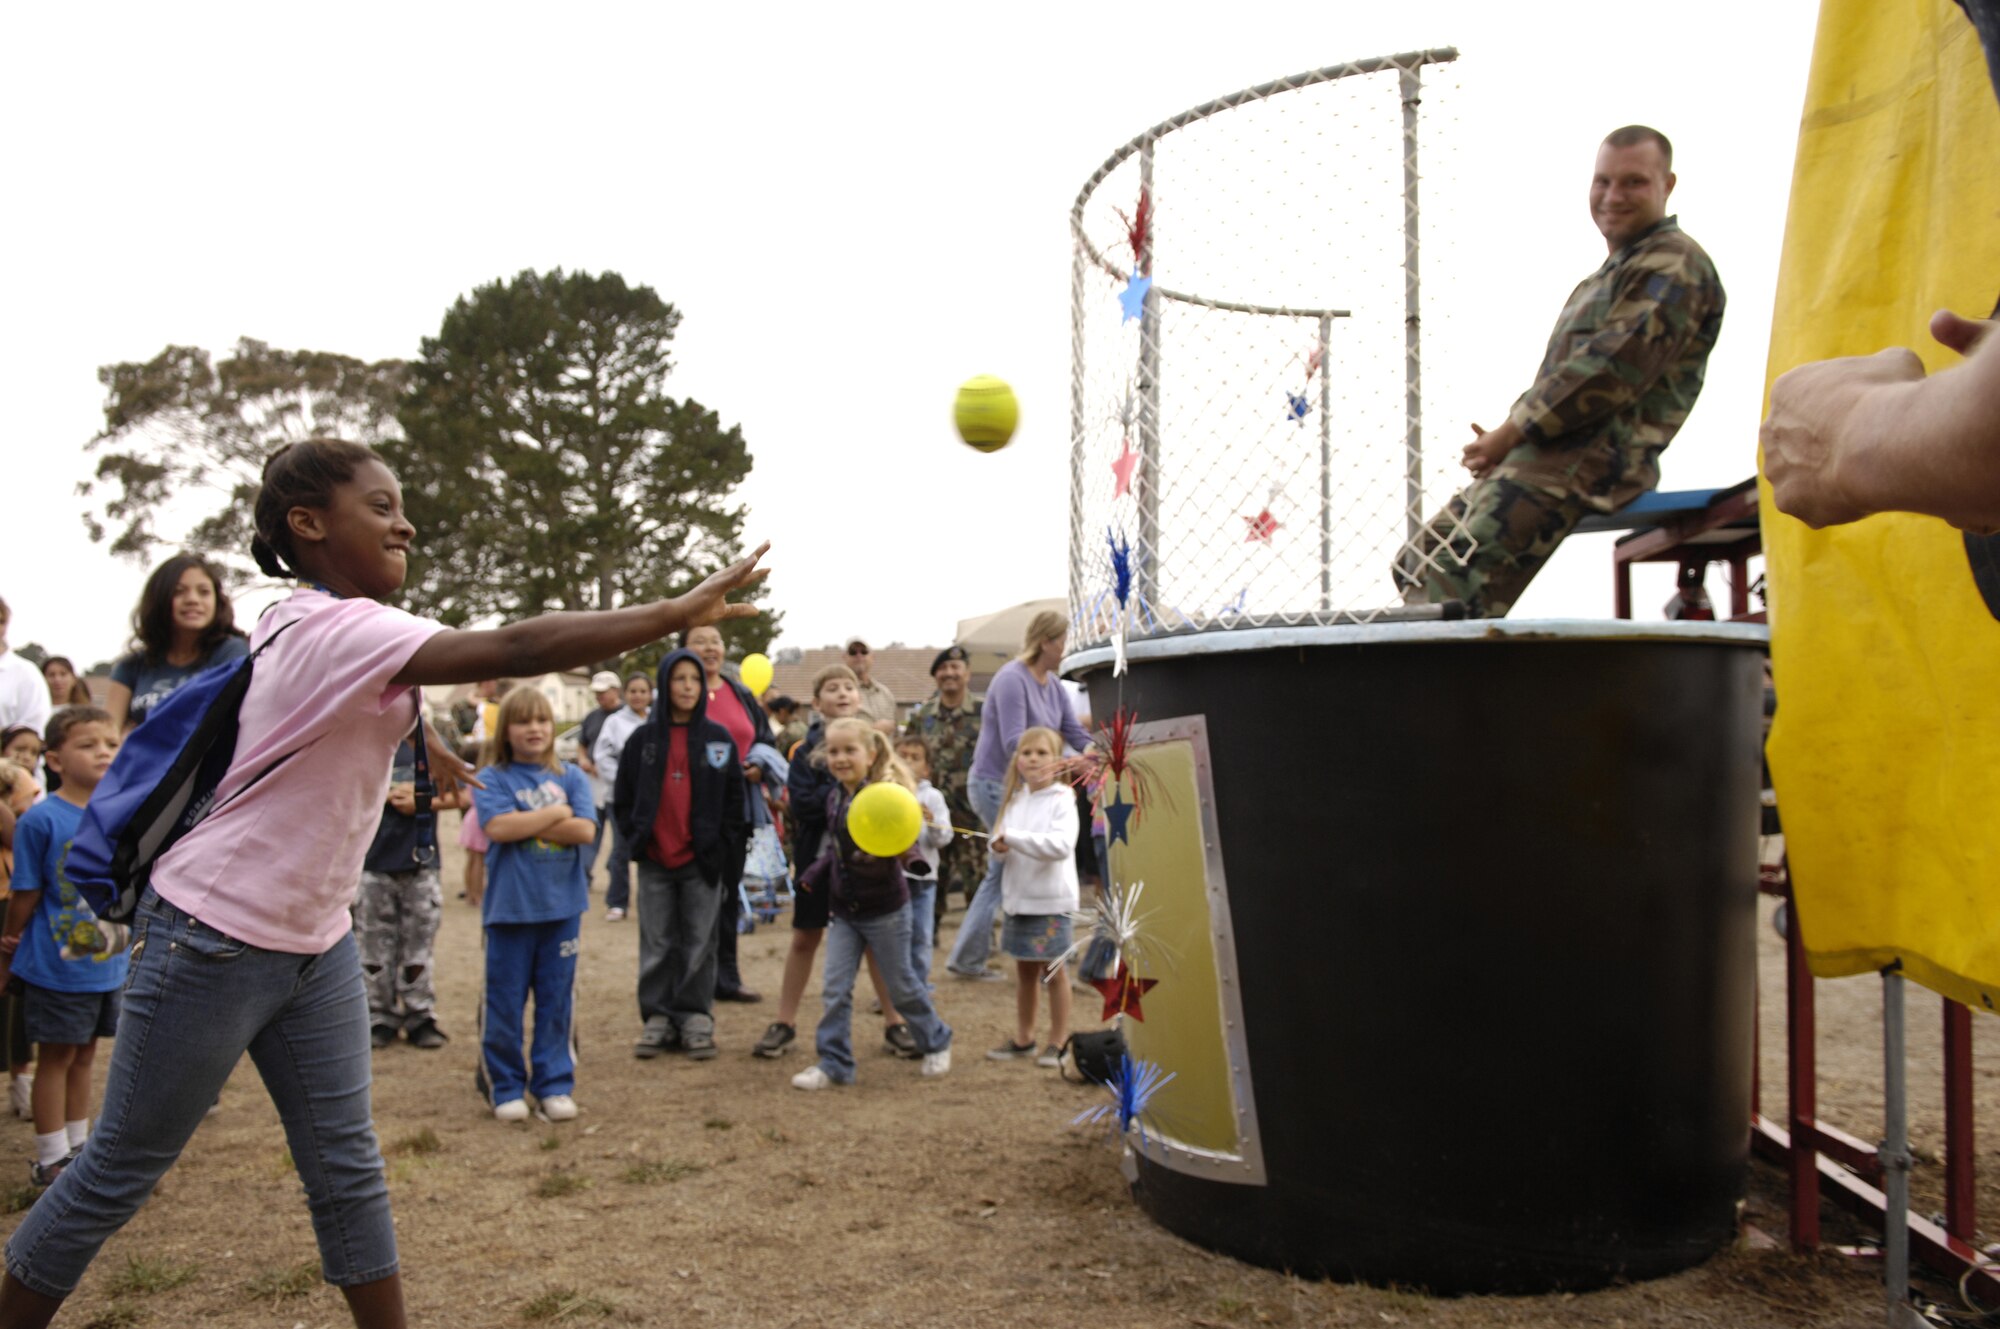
0, 833, 1977, 1327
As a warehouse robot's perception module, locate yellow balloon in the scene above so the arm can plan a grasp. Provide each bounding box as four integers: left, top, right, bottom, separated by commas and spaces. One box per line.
847, 782, 923, 858
953, 374, 1019, 452
739, 652, 774, 696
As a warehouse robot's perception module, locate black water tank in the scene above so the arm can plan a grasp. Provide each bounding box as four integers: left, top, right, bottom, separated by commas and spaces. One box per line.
1073, 621, 1764, 1294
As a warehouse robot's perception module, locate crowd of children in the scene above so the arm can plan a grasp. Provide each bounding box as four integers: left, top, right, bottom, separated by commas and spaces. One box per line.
0, 439, 1106, 1327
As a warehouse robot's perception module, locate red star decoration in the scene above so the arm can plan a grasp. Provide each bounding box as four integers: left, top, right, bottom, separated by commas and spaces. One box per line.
1244, 508, 1280, 542
1090, 963, 1160, 1021
1111, 436, 1140, 499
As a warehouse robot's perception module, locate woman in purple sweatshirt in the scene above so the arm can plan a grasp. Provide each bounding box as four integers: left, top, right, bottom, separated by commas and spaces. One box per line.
944, 611, 1091, 978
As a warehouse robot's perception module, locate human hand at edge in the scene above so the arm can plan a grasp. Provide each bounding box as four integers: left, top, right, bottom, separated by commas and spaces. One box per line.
1762, 347, 1926, 528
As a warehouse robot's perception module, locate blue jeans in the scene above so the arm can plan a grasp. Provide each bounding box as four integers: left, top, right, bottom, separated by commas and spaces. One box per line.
481, 915, 580, 1104
816, 909, 951, 1083
605, 817, 634, 911
6, 890, 396, 1296
945, 774, 1008, 974
906, 881, 937, 991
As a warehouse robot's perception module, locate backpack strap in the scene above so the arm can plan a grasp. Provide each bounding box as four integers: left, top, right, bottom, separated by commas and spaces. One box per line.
409, 693, 438, 867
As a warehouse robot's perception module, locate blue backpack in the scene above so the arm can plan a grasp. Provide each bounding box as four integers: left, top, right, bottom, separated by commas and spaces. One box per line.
65, 624, 299, 922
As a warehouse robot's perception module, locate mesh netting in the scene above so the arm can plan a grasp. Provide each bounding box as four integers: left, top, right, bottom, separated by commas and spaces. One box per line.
1069, 50, 1468, 649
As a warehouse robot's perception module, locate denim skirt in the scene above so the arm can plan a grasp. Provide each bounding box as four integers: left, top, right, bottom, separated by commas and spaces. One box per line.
1000, 911, 1072, 963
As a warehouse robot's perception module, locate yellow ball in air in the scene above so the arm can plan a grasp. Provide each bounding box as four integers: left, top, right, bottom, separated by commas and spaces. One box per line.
953, 375, 1019, 452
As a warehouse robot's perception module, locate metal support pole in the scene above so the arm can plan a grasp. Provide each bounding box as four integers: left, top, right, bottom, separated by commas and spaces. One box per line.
1068, 230, 1089, 633
1136, 137, 1161, 618
1881, 964, 1915, 1327
1786, 880, 1821, 1251
1399, 63, 1424, 548
1943, 1000, 1976, 1244
1318, 312, 1333, 614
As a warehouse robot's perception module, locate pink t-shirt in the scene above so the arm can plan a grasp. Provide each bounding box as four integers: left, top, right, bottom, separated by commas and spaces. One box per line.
151, 589, 445, 953
704, 680, 755, 759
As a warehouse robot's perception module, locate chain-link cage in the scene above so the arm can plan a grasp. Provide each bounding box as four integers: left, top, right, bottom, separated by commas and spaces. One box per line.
1069, 50, 1469, 653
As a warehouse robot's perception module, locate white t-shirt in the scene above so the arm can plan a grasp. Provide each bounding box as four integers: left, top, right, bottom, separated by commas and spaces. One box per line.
593, 707, 648, 794
0, 650, 51, 739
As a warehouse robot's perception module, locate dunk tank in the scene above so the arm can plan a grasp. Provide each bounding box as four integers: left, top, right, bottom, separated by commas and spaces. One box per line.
1060, 51, 1766, 1293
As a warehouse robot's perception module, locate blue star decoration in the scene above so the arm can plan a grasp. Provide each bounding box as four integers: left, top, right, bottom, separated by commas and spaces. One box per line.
1104, 786, 1136, 845
1287, 392, 1310, 425
1119, 271, 1152, 323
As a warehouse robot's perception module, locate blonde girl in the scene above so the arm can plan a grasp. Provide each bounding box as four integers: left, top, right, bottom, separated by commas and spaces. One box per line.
790, 718, 952, 1089
472, 686, 597, 1123
947, 611, 1091, 979
984, 726, 1079, 1067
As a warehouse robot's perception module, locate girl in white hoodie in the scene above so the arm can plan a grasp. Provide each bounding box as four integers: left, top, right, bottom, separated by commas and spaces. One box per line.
984, 727, 1078, 1067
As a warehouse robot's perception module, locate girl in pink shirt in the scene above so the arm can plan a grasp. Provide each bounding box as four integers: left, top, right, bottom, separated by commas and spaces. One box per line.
0, 440, 768, 1329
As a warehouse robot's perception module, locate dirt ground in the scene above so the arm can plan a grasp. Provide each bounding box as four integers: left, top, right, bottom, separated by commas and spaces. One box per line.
5, 830, 1992, 1327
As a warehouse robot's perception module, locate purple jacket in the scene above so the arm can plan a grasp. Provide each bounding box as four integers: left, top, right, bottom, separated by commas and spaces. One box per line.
969, 660, 1092, 784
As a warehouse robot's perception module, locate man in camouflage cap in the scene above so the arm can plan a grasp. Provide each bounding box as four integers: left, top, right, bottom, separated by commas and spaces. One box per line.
1396, 125, 1726, 617
903, 645, 984, 927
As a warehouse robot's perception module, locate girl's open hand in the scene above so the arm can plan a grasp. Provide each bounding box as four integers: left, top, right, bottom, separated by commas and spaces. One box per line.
676, 543, 772, 628
423, 723, 483, 795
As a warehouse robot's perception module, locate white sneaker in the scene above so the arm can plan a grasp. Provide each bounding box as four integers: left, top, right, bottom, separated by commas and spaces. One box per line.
493, 1098, 531, 1123
920, 1048, 952, 1078
9, 1075, 31, 1120
790, 1066, 834, 1091
604, 907, 627, 923
537, 1095, 578, 1122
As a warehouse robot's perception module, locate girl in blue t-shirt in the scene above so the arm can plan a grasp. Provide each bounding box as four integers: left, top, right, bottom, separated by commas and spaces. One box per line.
472, 686, 596, 1124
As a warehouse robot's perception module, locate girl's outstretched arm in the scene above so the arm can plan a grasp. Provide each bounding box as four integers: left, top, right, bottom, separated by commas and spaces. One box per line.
392, 544, 770, 687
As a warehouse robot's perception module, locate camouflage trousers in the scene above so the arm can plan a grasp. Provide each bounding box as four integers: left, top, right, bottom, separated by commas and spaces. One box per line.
353, 866, 444, 1030
1393, 476, 1592, 619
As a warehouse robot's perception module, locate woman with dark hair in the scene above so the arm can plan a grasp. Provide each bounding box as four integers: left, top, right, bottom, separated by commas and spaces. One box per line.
39, 659, 90, 708
105, 554, 249, 731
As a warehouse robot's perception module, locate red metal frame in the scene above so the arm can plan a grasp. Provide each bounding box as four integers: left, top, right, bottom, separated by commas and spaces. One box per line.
1607, 483, 1762, 622
1610, 488, 1988, 1298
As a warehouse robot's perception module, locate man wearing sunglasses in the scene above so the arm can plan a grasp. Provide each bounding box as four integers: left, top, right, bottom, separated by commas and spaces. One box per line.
843, 638, 898, 735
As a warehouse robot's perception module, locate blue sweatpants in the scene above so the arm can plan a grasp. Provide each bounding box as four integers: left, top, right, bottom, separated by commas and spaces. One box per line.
481, 915, 581, 1105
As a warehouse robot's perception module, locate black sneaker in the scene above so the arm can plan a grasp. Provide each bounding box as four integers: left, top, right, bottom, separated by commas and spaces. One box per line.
714, 985, 764, 1004
406, 1019, 448, 1050
883, 1024, 919, 1059
752, 1022, 796, 1059
27, 1156, 66, 1189
986, 1038, 1038, 1061
370, 1024, 398, 1050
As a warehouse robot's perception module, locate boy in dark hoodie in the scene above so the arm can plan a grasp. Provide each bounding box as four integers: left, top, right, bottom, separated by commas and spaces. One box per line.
613, 650, 748, 1060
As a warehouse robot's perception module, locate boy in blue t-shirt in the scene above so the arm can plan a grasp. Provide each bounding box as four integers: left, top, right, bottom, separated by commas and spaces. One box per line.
0, 707, 127, 1187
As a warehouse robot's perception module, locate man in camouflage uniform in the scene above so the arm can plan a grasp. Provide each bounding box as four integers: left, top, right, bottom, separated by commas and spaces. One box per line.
1397, 125, 1726, 617
903, 646, 984, 924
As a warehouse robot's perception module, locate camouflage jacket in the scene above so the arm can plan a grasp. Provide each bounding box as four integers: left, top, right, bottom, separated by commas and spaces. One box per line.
902, 694, 982, 819
1498, 217, 1725, 512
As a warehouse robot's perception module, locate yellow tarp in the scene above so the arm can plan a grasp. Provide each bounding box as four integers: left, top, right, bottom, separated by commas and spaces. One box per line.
1761, 0, 2000, 1010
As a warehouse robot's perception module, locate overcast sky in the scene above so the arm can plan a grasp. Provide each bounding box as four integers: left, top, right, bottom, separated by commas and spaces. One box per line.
2, 1, 1819, 669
